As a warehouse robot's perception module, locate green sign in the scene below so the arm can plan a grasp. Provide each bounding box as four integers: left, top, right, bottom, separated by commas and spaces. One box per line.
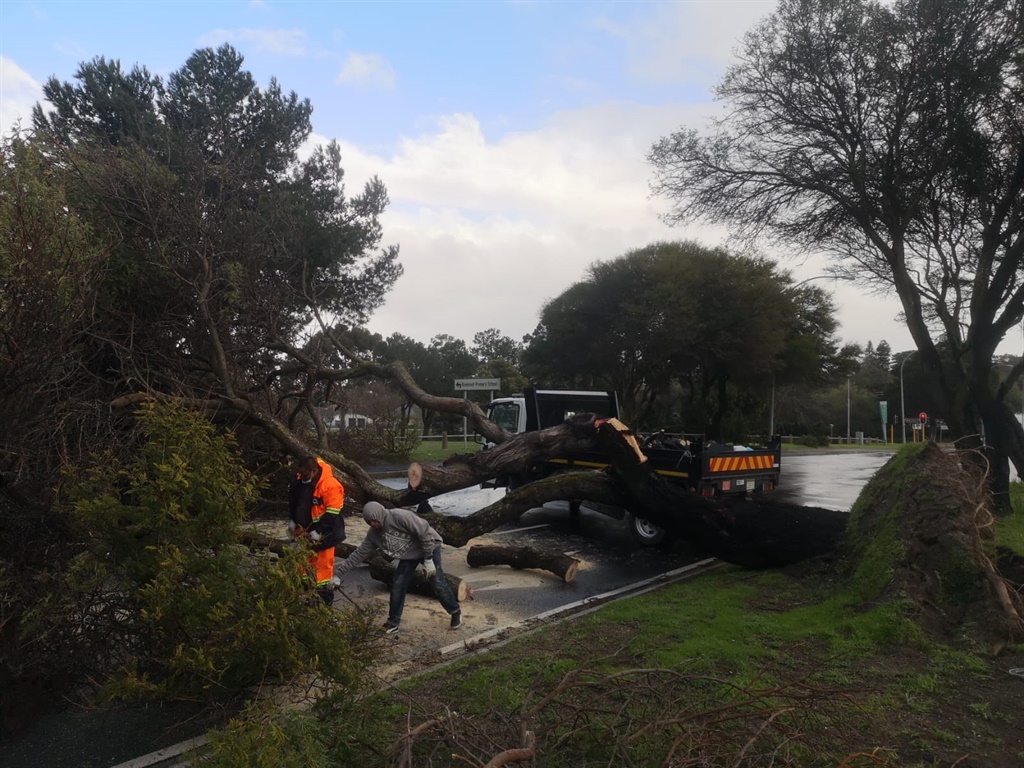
879, 400, 888, 423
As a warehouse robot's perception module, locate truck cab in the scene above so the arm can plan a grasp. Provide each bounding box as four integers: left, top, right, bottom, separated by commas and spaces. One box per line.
485, 388, 619, 440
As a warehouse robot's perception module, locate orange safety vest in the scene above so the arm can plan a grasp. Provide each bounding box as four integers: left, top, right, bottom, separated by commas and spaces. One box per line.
298, 458, 344, 585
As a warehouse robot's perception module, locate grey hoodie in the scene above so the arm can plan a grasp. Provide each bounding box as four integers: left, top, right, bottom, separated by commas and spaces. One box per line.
333, 502, 444, 577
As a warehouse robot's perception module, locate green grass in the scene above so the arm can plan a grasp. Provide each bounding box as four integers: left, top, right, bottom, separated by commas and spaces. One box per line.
407, 437, 481, 463
370, 565, 1012, 766
999, 481, 1024, 556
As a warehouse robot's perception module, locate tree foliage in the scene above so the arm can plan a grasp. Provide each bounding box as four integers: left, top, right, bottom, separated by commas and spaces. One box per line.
1, 45, 407, 737
472, 328, 528, 395
0, 138, 110, 490
649, 0, 1024, 500
1, 44, 412, 495
523, 241, 852, 437
7, 402, 380, 728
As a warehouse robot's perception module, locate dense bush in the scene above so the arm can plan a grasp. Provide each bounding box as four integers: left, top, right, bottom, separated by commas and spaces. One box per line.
57, 402, 382, 708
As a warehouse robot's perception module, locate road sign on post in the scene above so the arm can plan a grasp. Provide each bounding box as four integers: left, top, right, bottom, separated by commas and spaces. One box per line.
454, 378, 501, 391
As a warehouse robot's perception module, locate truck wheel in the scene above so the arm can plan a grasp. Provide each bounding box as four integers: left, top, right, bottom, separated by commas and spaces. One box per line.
624, 512, 668, 547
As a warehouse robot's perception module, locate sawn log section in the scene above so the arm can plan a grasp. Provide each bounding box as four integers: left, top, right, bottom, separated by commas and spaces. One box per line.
467, 544, 580, 582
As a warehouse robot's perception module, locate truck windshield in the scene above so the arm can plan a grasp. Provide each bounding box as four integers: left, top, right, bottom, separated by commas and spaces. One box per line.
488, 402, 521, 433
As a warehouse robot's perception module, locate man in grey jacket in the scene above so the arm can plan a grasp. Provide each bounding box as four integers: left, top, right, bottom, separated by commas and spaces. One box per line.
331, 501, 461, 634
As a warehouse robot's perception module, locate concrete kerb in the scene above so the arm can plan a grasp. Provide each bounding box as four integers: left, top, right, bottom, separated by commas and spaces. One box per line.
108, 736, 208, 768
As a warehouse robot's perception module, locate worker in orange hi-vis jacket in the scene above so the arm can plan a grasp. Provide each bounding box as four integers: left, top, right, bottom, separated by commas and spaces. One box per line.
288, 455, 345, 606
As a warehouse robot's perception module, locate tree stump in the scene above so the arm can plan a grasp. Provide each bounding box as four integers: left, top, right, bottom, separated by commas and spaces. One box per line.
467, 544, 580, 582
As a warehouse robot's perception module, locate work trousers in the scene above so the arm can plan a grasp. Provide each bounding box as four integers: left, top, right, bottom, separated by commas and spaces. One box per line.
387, 546, 460, 627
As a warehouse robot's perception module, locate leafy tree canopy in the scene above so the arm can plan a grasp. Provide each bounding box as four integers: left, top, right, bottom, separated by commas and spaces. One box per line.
523, 240, 850, 437
7, 44, 402, 485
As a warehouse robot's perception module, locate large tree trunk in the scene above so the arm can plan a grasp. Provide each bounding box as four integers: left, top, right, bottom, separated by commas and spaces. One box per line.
977, 396, 1021, 516
404, 413, 613, 498
418, 469, 624, 547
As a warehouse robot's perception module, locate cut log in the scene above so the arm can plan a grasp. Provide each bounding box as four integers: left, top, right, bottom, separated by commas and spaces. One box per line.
467, 544, 580, 582
365, 555, 473, 602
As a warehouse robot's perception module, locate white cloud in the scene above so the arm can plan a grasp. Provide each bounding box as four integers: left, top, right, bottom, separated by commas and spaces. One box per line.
315, 103, 735, 345
335, 52, 396, 89
593, 1, 776, 86
0, 56, 43, 135
198, 28, 311, 57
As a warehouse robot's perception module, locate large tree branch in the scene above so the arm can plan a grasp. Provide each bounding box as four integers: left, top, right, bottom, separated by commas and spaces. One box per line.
415, 470, 624, 548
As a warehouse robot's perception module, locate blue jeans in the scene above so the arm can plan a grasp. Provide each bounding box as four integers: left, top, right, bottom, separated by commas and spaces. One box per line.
388, 546, 460, 627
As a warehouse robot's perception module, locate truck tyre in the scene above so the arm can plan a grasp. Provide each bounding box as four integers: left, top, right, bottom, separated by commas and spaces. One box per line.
506, 473, 527, 491
624, 512, 669, 547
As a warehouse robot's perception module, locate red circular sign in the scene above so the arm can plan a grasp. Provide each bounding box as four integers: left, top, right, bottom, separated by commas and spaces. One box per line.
919, 412, 927, 421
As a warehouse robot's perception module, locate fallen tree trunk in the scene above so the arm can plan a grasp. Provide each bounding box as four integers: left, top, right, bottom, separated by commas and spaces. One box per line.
416, 469, 623, 547
410, 418, 849, 567
255, 408, 853, 570
245, 405, 847, 569
405, 414, 609, 498
467, 545, 580, 582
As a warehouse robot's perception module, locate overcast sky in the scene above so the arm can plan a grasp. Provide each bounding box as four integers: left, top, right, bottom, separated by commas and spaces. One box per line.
1, 0, 934, 355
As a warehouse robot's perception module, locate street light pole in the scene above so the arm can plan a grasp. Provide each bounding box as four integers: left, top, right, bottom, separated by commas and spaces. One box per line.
846, 376, 851, 444
900, 351, 915, 444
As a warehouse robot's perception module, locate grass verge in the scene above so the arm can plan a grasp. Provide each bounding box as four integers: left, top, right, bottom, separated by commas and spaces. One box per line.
376, 563, 1024, 767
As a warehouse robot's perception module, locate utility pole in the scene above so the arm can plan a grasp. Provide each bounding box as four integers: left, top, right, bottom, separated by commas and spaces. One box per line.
846, 376, 851, 444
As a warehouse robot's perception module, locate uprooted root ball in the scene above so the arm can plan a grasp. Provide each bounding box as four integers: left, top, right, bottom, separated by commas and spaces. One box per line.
839, 442, 1024, 649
